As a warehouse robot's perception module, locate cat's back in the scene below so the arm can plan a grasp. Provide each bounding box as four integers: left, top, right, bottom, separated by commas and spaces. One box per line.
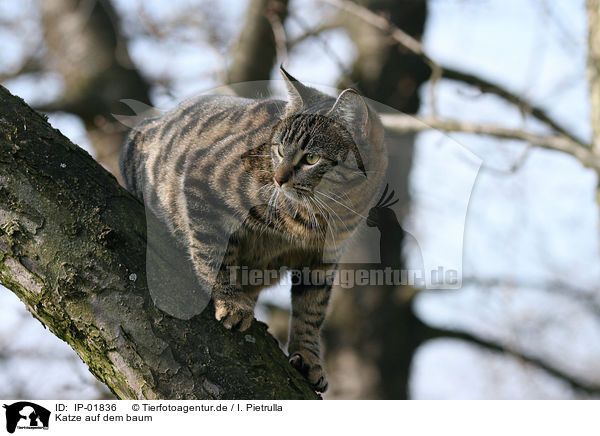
120, 94, 282, 201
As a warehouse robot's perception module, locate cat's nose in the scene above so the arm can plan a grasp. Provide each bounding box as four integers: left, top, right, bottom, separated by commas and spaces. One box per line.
274, 165, 292, 187
274, 175, 289, 187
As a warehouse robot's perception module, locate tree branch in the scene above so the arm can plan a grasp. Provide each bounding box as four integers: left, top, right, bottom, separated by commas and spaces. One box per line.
587, 0, 600, 152
286, 21, 342, 48
321, 0, 588, 148
380, 113, 600, 170
0, 85, 318, 400
457, 276, 600, 321
422, 323, 600, 396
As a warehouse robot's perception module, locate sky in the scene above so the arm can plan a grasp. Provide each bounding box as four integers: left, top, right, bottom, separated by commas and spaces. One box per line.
411, 0, 600, 398
0, 0, 599, 399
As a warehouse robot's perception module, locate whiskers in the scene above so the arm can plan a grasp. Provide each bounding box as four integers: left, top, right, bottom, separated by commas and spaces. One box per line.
257, 183, 363, 251
312, 194, 349, 234
315, 190, 367, 220
268, 188, 280, 226
301, 196, 325, 241
297, 189, 358, 252
308, 194, 339, 251
257, 182, 278, 235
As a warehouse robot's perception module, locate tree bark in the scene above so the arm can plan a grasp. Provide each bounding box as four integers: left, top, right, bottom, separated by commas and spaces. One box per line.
0, 85, 318, 400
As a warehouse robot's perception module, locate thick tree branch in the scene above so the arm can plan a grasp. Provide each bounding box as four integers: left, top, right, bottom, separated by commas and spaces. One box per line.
322, 0, 587, 148
0, 85, 318, 400
380, 114, 600, 170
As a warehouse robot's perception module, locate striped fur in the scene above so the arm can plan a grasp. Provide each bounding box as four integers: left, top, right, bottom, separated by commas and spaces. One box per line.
119, 68, 387, 392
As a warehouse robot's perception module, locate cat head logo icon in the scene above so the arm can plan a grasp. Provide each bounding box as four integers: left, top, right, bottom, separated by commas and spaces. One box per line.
3, 402, 50, 433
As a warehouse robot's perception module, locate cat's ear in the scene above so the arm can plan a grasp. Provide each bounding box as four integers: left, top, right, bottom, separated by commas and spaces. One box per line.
280, 65, 322, 114
327, 88, 384, 150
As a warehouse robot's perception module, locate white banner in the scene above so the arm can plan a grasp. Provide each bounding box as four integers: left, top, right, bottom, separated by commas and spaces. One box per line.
0, 400, 597, 436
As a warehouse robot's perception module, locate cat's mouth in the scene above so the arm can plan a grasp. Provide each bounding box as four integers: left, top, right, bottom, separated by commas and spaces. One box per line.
293, 185, 313, 194
278, 186, 301, 202
278, 184, 312, 202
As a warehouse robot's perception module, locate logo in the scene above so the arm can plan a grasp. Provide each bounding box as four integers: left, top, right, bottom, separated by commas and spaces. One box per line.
3, 402, 50, 433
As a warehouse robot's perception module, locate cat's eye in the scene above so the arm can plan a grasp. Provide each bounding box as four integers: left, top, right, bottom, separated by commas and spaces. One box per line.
277, 143, 284, 157
305, 153, 320, 165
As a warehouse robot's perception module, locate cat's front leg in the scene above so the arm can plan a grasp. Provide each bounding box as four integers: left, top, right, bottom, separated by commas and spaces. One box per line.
212, 261, 257, 331
189, 240, 257, 331
288, 281, 332, 392
213, 284, 257, 332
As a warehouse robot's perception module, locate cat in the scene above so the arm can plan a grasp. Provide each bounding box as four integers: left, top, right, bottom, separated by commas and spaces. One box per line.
119, 67, 388, 392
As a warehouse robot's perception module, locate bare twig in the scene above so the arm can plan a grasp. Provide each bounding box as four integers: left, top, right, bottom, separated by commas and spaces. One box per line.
264, 1, 288, 64
440, 68, 587, 146
380, 113, 600, 170
321, 0, 588, 148
288, 12, 353, 81
287, 21, 342, 47
322, 0, 424, 55
428, 65, 442, 117
458, 276, 600, 318
424, 323, 600, 396
587, 0, 600, 151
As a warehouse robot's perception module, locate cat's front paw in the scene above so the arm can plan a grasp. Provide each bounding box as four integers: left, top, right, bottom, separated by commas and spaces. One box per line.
289, 351, 328, 392
214, 294, 255, 331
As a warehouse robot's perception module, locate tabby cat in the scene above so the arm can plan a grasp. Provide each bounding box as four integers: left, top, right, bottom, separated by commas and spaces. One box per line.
119, 67, 387, 392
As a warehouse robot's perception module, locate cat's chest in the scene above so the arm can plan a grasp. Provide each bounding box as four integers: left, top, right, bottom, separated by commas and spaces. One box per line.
234, 228, 319, 269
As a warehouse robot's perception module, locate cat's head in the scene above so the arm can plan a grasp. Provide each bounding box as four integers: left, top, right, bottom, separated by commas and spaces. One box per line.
267, 67, 387, 231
